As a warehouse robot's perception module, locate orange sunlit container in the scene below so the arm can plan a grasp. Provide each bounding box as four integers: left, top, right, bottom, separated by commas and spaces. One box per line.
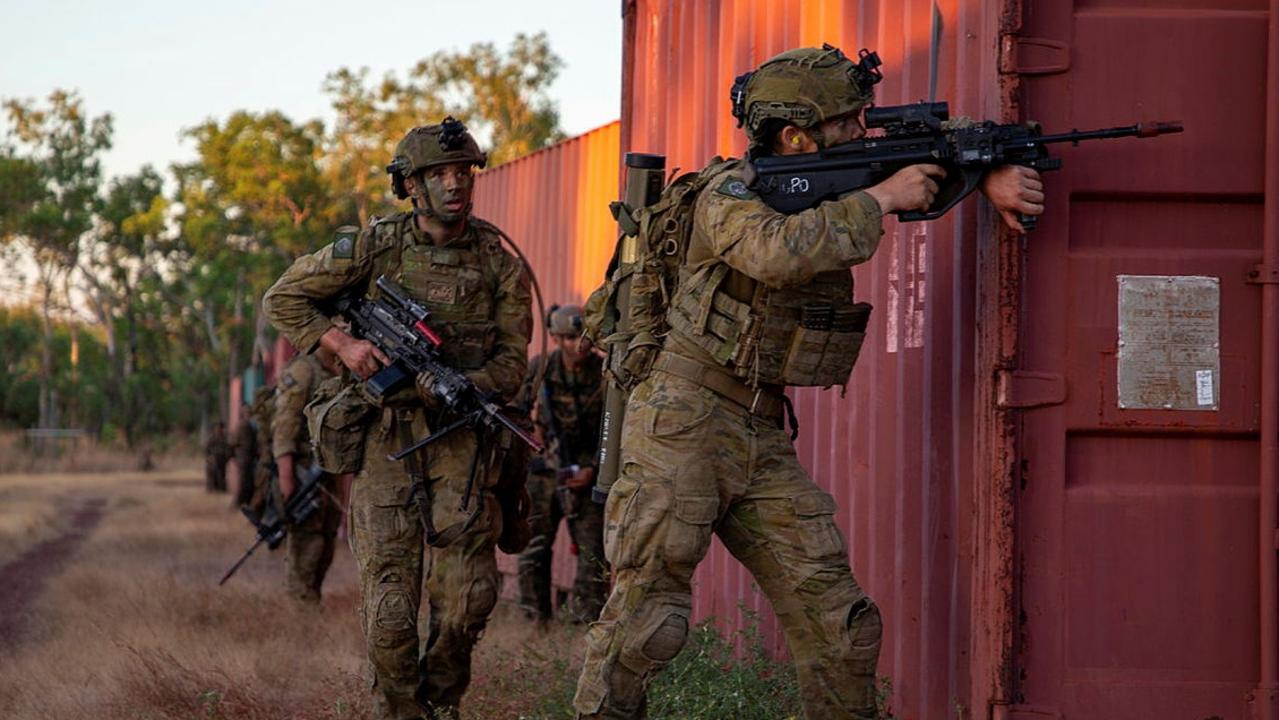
477, 1, 1277, 718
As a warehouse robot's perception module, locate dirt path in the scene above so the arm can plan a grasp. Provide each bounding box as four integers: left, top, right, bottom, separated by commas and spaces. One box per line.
0, 495, 106, 647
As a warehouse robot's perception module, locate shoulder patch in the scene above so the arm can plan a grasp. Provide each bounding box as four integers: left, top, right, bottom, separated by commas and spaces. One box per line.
333, 226, 358, 259
282, 373, 297, 388
714, 176, 756, 200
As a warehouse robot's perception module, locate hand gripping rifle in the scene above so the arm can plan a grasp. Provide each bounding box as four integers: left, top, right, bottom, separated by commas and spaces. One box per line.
219, 462, 325, 585
324, 276, 541, 543
752, 100, 1183, 230
327, 275, 541, 458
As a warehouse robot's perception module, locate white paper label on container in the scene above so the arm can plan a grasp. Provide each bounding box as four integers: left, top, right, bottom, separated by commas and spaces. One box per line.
1117, 275, 1220, 411
1195, 369, 1214, 406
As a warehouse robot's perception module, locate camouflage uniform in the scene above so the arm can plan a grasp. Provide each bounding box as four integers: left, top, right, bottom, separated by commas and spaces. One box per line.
243, 385, 277, 519
273, 353, 340, 604
204, 425, 229, 492
517, 349, 608, 623
264, 154, 531, 717
575, 45, 887, 720
231, 406, 258, 507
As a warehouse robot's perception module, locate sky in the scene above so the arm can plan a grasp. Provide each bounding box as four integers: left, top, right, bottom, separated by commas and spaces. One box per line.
0, 0, 622, 182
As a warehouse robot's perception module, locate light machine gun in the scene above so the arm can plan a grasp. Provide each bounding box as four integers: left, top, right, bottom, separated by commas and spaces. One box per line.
324, 277, 542, 544
325, 275, 542, 460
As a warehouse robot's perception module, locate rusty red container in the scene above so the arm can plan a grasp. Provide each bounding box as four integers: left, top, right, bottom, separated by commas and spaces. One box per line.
472, 122, 622, 588
477, 2, 1275, 717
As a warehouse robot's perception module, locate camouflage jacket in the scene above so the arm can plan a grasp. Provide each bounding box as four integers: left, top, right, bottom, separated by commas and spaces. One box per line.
262, 212, 532, 403
665, 159, 885, 372
272, 353, 334, 462
518, 350, 604, 471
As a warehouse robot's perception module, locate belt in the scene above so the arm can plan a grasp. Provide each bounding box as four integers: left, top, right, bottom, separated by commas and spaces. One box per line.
652, 351, 786, 422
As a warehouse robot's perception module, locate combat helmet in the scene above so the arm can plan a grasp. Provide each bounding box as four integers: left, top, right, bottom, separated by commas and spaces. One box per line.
730, 44, 883, 149
387, 116, 488, 200
547, 304, 585, 337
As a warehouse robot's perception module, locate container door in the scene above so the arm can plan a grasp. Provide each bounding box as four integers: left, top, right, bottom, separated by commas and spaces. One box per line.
1012, 2, 1268, 718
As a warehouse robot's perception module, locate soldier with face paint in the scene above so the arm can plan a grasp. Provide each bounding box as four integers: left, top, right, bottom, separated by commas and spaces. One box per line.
264, 117, 532, 720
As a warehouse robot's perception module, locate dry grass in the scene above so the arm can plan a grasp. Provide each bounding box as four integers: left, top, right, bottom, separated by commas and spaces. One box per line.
0, 469, 587, 720
0, 430, 198, 475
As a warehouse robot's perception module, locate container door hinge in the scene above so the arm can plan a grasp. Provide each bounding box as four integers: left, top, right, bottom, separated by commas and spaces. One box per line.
999, 35, 1071, 76
991, 704, 1063, 720
1246, 262, 1279, 285
1247, 687, 1279, 719
997, 370, 1067, 409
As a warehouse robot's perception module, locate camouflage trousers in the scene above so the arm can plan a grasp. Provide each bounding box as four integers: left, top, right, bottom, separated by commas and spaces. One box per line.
206, 458, 227, 492
350, 408, 502, 720
286, 473, 341, 603
517, 472, 608, 623
233, 454, 257, 506
573, 369, 882, 720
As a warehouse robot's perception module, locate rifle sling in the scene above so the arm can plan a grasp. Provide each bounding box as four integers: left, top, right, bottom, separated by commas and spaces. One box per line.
396, 410, 481, 549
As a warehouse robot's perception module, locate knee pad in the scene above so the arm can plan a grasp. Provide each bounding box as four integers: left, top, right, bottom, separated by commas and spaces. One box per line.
464, 575, 498, 627
844, 598, 882, 674
620, 605, 689, 672
368, 572, 416, 649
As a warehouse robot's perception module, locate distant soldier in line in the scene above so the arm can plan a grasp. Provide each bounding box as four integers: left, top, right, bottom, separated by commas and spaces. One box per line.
273, 348, 341, 604
230, 400, 258, 508
204, 422, 229, 493
517, 304, 609, 626
241, 385, 277, 522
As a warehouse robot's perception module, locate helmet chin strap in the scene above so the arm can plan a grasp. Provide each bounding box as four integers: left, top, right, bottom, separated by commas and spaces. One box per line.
807, 125, 830, 149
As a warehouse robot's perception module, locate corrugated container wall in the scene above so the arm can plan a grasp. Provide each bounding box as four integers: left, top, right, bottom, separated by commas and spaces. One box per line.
623, 2, 1008, 717
472, 122, 621, 589
474, 2, 1275, 718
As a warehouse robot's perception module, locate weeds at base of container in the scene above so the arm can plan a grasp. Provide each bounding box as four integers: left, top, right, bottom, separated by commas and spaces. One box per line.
877, 676, 897, 720
643, 613, 801, 720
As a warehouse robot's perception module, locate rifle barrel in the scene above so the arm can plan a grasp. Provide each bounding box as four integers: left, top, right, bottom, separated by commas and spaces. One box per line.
1035, 121, 1183, 146
218, 536, 265, 585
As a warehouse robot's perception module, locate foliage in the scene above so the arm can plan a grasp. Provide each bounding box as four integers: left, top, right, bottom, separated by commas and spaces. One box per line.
644, 617, 801, 720
0, 90, 112, 429
323, 31, 565, 224
0, 33, 566, 441
478, 613, 800, 720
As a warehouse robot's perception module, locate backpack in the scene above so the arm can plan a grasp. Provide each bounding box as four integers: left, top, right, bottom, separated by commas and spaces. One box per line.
583, 157, 737, 391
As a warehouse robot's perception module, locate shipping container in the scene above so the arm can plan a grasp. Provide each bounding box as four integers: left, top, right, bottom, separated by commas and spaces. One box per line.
470, 0, 1276, 718
616, 1, 1276, 719
472, 122, 622, 590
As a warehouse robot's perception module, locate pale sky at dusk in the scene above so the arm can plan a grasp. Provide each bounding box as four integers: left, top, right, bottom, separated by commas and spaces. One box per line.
0, 0, 622, 182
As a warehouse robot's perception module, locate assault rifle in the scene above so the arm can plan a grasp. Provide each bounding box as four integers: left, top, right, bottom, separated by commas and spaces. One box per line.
326, 275, 542, 460
752, 101, 1183, 230
219, 462, 325, 585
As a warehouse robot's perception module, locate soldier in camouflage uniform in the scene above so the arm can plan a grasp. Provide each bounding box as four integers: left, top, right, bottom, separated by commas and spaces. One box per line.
573, 45, 1045, 719
264, 117, 531, 720
517, 305, 608, 625
204, 422, 229, 493
230, 401, 258, 507
273, 349, 341, 603
241, 385, 277, 522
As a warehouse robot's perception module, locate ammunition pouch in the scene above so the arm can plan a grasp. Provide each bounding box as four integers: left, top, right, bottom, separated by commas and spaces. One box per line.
305, 377, 377, 474
494, 410, 534, 554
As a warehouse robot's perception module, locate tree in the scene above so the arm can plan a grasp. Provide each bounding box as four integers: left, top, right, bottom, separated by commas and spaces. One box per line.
171, 110, 336, 425
323, 32, 566, 224
0, 90, 112, 429
79, 166, 167, 445
412, 31, 565, 165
